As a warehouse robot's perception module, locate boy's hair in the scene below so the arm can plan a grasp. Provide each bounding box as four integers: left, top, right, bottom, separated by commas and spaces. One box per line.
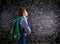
18, 7, 26, 16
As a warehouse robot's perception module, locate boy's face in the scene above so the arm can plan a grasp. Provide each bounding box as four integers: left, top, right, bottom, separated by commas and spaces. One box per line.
23, 10, 28, 16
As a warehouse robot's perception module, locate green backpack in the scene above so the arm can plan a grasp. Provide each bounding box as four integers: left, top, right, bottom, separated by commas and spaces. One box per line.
9, 17, 22, 41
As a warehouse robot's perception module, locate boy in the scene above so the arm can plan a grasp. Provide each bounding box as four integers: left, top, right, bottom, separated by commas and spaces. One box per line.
17, 7, 31, 44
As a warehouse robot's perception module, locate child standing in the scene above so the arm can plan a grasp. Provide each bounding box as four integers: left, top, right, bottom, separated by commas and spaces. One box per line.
17, 7, 31, 44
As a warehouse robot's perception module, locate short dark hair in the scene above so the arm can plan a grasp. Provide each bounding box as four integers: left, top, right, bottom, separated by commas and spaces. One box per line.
18, 7, 26, 16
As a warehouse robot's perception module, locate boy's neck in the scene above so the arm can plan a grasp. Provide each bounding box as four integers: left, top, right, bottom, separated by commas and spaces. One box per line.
23, 16, 26, 17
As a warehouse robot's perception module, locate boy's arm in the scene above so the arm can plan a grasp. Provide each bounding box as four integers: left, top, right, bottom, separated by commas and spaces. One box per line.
20, 18, 31, 35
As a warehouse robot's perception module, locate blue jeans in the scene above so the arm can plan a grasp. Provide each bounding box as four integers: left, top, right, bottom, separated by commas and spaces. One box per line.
17, 35, 27, 44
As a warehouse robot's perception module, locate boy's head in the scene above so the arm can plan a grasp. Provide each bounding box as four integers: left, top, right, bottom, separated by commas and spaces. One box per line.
18, 7, 28, 17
